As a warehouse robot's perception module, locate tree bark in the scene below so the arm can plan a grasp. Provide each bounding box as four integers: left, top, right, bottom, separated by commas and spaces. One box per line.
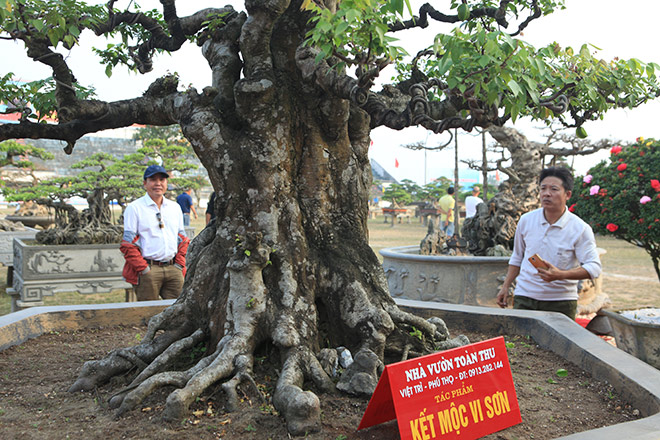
68, 3, 466, 435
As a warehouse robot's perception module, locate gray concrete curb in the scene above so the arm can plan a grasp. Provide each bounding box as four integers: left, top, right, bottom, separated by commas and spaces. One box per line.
0, 300, 175, 351
396, 299, 660, 440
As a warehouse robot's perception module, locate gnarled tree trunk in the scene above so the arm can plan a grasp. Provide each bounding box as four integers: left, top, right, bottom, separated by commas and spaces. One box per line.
68, 3, 466, 435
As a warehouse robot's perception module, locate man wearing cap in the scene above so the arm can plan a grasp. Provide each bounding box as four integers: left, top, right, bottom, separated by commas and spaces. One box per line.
120, 165, 190, 301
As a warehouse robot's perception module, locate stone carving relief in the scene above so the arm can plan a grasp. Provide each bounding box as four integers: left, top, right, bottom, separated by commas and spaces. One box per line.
90, 250, 119, 272
27, 251, 74, 274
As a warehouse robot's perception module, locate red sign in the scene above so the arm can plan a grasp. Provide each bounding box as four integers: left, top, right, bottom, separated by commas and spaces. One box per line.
358, 337, 521, 439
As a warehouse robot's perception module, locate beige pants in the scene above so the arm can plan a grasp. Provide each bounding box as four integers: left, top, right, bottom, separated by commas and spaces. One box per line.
134, 265, 183, 301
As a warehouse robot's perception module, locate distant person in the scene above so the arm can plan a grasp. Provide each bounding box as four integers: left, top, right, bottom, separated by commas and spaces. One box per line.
121, 165, 189, 301
465, 186, 484, 218
206, 192, 216, 225
496, 167, 601, 319
438, 187, 455, 236
176, 188, 198, 226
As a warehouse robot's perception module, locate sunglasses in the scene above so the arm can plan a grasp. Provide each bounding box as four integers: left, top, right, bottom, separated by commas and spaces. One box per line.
156, 212, 163, 229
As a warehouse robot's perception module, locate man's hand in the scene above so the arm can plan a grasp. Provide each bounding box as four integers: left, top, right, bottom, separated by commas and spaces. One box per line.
536, 261, 564, 282
496, 286, 509, 308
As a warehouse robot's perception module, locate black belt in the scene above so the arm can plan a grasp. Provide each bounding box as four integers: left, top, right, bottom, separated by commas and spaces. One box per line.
145, 259, 174, 266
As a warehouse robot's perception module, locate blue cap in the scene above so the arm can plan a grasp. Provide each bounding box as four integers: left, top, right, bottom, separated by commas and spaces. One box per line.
143, 165, 169, 180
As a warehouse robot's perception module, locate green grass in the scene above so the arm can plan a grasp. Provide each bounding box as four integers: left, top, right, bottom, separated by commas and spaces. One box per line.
1, 214, 658, 316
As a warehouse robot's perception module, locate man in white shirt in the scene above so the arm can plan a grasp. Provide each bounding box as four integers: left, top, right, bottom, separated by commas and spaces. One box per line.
120, 165, 190, 301
464, 186, 483, 218
495, 167, 601, 319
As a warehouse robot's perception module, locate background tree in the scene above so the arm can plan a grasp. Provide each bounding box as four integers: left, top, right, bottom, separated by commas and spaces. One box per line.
382, 182, 413, 206
420, 176, 454, 201
5, 138, 201, 244
1, 0, 659, 435
570, 138, 660, 281
0, 139, 54, 191
461, 126, 620, 255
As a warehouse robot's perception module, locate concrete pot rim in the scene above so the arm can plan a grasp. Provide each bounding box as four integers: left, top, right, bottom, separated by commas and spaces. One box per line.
601, 308, 660, 329
1, 299, 659, 439
380, 245, 510, 263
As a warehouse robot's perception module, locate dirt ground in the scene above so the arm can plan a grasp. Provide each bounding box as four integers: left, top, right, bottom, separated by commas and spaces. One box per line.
0, 324, 641, 440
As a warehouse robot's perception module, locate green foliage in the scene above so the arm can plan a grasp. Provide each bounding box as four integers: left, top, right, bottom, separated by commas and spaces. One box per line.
0, 140, 54, 193
5, 134, 200, 217
0, 139, 53, 169
304, 0, 410, 67
0, 74, 95, 122
425, 27, 660, 125
304, 0, 658, 128
421, 177, 455, 201
0, 0, 106, 49
92, 8, 169, 76
382, 183, 412, 206
570, 138, 660, 280
5, 151, 139, 207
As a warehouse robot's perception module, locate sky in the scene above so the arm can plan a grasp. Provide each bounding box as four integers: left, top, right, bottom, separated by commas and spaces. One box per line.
2, 0, 660, 185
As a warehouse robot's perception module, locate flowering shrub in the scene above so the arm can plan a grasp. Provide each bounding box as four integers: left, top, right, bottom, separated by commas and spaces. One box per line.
570, 137, 660, 281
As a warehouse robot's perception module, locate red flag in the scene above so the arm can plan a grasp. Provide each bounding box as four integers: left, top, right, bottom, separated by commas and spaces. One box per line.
395, 158, 399, 168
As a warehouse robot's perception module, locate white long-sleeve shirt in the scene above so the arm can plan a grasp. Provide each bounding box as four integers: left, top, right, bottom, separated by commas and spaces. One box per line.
509, 207, 602, 301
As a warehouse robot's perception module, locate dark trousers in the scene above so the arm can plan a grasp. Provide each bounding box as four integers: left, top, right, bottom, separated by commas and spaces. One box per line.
513, 295, 577, 320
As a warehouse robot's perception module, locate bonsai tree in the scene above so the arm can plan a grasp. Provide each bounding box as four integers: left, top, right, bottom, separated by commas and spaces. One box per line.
571, 138, 660, 281
382, 182, 413, 207
0, 139, 54, 190
462, 126, 620, 255
6, 138, 201, 244
420, 176, 455, 203
1, 0, 659, 434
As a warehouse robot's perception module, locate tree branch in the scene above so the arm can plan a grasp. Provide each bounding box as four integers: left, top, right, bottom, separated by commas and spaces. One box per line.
0, 77, 211, 153
93, 5, 235, 73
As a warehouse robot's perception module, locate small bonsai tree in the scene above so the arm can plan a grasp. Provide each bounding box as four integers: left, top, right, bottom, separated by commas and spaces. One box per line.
382, 183, 412, 207
570, 138, 660, 281
0, 139, 54, 190
6, 137, 202, 244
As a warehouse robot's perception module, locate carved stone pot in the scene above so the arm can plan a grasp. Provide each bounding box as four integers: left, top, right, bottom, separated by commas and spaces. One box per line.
602, 309, 660, 370
381, 245, 509, 305
0, 228, 37, 266
8, 238, 131, 312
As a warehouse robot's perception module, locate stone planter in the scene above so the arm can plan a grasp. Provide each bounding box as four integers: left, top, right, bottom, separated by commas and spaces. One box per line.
381, 245, 509, 305
0, 227, 37, 266
602, 308, 660, 370
8, 238, 131, 312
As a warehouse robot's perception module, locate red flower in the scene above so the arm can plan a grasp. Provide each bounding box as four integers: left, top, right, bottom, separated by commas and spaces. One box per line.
652, 179, 660, 191
611, 145, 622, 154
617, 163, 627, 171
568, 203, 576, 212
606, 223, 619, 232
618, 173, 623, 178
640, 151, 646, 156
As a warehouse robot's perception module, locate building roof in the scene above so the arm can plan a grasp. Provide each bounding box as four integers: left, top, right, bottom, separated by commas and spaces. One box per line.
370, 159, 398, 184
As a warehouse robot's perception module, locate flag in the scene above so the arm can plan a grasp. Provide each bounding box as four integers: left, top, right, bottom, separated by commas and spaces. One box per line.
395, 158, 399, 168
